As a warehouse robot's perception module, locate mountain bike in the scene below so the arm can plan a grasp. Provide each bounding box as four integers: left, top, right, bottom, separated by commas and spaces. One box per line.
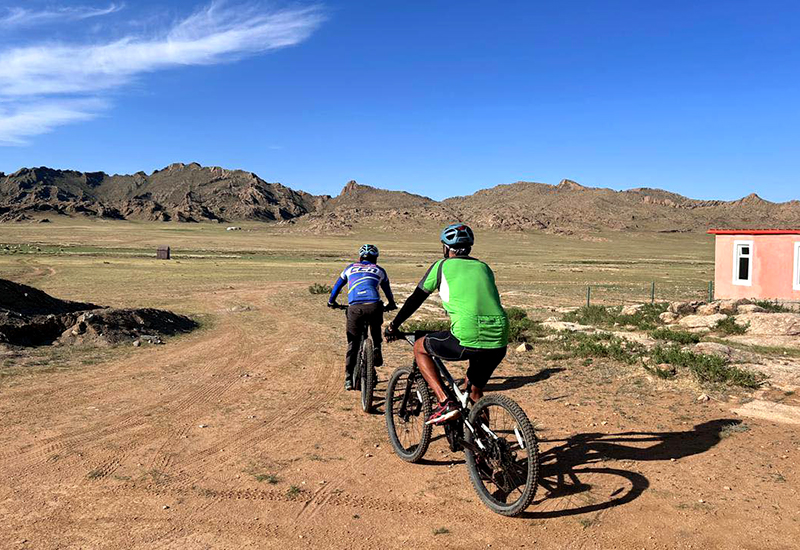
385, 330, 540, 516
331, 303, 378, 413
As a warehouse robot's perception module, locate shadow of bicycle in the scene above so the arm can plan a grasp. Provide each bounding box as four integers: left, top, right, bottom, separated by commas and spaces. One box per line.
524, 419, 740, 519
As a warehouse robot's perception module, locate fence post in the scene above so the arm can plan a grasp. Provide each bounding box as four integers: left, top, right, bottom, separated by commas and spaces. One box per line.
586, 286, 591, 308
708, 281, 714, 302
651, 282, 655, 304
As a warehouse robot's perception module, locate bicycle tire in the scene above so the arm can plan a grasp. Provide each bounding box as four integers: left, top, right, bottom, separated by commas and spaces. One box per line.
360, 338, 375, 413
464, 394, 540, 516
385, 366, 432, 463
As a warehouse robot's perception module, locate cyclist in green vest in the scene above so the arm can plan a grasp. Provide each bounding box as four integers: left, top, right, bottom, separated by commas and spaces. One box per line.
385, 223, 509, 425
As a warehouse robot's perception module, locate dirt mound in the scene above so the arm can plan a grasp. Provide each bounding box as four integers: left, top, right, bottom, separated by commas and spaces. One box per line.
0, 279, 196, 347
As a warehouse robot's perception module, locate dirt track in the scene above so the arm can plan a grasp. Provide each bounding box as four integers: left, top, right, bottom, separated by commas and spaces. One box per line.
1, 284, 799, 549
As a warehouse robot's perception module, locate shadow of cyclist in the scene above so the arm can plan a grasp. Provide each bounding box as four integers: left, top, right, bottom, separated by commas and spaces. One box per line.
483, 367, 565, 391
523, 419, 740, 519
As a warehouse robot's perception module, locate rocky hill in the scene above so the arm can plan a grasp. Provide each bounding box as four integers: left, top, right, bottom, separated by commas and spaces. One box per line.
1, 164, 798, 233
443, 180, 800, 234
0, 163, 326, 223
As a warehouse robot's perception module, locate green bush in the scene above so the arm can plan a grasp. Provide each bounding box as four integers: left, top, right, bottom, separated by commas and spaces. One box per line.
714, 316, 747, 335
400, 319, 450, 333
753, 299, 791, 313
505, 307, 529, 321
562, 303, 668, 331
562, 333, 644, 364
650, 345, 763, 388
650, 327, 701, 344
308, 283, 333, 295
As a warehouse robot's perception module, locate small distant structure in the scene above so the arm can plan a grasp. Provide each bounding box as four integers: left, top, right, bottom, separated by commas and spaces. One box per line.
226, 226, 242, 231
708, 229, 800, 300
157, 245, 171, 260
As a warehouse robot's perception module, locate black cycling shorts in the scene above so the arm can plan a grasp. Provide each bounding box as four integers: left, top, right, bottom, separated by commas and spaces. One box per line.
423, 331, 507, 389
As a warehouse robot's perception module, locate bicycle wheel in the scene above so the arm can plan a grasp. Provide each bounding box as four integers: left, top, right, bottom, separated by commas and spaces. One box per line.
464, 394, 540, 516
360, 338, 375, 413
385, 366, 432, 463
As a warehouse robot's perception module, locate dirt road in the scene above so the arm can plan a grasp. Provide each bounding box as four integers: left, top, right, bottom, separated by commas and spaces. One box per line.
1, 284, 798, 549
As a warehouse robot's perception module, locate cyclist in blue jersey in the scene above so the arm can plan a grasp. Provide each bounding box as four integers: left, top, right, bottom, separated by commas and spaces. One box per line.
329, 244, 397, 390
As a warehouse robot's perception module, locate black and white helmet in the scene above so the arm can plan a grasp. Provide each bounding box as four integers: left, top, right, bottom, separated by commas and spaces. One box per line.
359, 244, 379, 258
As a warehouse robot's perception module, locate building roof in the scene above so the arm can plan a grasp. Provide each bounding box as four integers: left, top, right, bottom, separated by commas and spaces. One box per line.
708, 229, 800, 235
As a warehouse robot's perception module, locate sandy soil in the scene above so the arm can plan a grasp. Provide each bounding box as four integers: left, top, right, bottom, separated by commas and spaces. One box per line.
1, 283, 799, 549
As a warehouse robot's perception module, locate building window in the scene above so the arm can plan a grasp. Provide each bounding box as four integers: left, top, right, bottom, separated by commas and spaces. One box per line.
733, 240, 753, 286
794, 242, 800, 291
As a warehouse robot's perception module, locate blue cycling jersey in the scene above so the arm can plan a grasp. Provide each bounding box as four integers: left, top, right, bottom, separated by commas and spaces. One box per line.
329, 261, 395, 305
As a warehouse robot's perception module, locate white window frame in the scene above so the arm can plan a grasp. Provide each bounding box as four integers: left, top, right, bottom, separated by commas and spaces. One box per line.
794, 242, 800, 291
732, 239, 753, 286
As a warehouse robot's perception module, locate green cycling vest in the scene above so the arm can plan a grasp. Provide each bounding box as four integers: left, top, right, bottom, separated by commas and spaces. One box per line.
418, 257, 509, 349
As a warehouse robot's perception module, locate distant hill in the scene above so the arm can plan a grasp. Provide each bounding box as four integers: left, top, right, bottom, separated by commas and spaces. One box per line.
0, 163, 326, 223
1, 164, 798, 234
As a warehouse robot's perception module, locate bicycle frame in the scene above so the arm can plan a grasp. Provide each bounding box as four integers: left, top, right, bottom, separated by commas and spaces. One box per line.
401, 332, 496, 453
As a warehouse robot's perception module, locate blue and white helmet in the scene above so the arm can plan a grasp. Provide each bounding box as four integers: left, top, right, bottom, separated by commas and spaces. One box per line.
440, 223, 475, 248
359, 244, 379, 258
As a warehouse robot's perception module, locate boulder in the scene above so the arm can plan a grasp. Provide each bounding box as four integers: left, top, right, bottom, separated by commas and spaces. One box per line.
678, 313, 728, 329
737, 304, 766, 314
696, 303, 720, 316
669, 301, 701, 315
541, 321, 596, 333
516, 342, 532, 352
691, 342, 760, 363
621, 304, 644, 316
659, 312, 678, 323
735, 313, 800, 336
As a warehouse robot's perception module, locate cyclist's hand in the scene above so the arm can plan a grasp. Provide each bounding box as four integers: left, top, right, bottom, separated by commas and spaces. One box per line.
384, 323, 400, 342
385, 302, 397, 312
327, 301, 337, 309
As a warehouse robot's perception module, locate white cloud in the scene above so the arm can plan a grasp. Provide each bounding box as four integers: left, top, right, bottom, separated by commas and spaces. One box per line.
0, 99, 108, 146
0, 2, 324, 145
0, 3, 124, 29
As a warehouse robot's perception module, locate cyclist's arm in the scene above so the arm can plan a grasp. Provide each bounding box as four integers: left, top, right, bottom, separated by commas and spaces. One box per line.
379, 269, 396, 306
388, 260, 441, 329
328, 267, 349, 304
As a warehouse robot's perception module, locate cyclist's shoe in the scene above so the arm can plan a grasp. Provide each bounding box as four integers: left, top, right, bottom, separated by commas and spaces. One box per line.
344, 375, 353, 391
426, 400, 461, 425
374, 347, 383, 367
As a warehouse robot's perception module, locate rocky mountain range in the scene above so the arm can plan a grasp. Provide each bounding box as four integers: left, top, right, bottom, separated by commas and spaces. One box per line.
1, 163, 798, 234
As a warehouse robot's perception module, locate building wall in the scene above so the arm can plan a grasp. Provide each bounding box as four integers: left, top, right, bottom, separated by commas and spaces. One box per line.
714, 234, 800, 300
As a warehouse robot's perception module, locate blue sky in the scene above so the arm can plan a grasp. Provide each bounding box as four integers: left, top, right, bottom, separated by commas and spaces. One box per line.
0, 1, 797, 201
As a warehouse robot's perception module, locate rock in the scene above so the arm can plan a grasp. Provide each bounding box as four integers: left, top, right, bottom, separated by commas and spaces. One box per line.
516, 342, 532, 352
659, 312, 678, 323
737, 304, 766, 314
198, 424, 208, 428
696, 303, 720, 316
718, 300, 749, 315
541, 321, 596, 333
133, 340, 141, 347
612, 331, 658, 350
735, 313, 800, 336
697, 393, 710, 402
669, 301, 701, 315
692, 342, 760, 363
678, 313, 728, 329
621, 304, 644, 316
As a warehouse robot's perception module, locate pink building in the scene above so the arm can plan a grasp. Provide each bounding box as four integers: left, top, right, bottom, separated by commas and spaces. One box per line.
708, 229, 800, 301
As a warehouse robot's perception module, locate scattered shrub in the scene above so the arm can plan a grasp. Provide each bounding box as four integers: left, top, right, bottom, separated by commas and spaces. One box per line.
753, 299, 791, 313
650, 345, 763, 388
504, 307, 529, 321
714, 316, 747, 335
308, 283, 332, 295
650, 327, 701, 344
562, 332, 644, 364
400, 319, 450, 333
562, 303, 668, 331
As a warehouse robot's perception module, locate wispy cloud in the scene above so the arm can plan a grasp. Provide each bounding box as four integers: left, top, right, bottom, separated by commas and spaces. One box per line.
0, 2, 324, 145
0, 3, 124, 29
